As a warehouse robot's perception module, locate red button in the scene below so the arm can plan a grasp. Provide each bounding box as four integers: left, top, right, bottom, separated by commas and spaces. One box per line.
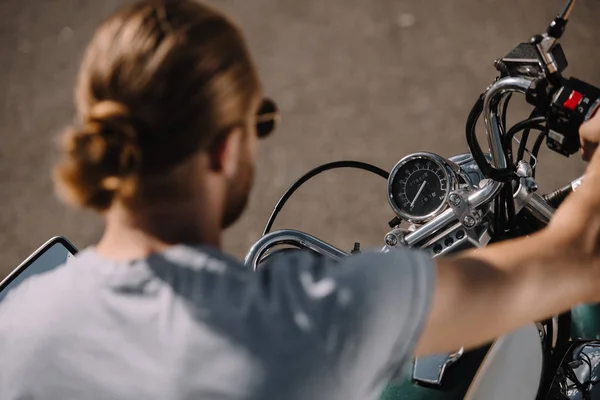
564, 91, 584, 111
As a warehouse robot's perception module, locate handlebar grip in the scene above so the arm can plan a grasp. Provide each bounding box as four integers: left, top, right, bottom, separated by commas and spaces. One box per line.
542, 176, 584, 208
542, 184, 573, 208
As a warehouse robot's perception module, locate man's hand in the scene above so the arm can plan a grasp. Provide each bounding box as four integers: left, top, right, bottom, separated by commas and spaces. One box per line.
551, 112, 600, 256
415, 113, 600, 356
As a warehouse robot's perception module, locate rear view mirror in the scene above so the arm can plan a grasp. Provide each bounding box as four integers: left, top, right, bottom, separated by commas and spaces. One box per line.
0, 237, 78, 302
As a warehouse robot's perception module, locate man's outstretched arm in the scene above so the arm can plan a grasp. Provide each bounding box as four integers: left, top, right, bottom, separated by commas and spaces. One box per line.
416, 230, 593, 355
416, 115, 600, 356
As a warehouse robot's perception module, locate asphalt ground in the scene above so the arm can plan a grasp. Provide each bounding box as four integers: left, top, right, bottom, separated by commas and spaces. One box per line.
1, 0, 599, 277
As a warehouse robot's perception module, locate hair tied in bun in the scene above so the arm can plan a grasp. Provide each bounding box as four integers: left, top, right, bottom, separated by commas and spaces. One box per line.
88, 100, 137, 140
87, 100, 141, 179
54, 100, 142, 210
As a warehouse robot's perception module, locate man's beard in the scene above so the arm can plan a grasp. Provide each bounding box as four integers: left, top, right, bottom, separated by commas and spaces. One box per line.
221, 156, 254, 229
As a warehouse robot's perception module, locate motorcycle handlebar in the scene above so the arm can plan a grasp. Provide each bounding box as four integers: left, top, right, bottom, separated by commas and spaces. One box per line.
482, 77, 534, 169
248, 74, 585, 263
404, 77, 535, 246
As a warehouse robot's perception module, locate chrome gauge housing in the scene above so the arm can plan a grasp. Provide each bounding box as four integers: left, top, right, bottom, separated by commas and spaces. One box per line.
387, 152, 458, 223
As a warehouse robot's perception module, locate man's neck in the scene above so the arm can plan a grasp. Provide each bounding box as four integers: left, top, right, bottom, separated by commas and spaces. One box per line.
95, 200, 221, 261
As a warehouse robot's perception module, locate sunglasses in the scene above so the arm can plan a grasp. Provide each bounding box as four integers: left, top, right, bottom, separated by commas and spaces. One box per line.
256, 97, 280, 138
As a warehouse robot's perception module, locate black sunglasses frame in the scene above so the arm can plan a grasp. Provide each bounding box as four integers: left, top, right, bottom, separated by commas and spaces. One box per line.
256, 97, 280, 138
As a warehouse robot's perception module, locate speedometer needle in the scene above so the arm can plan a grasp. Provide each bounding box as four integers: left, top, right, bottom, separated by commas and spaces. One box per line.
410, 181, 427, 208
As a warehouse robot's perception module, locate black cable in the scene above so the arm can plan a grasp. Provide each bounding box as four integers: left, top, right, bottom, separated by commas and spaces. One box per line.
498, 100, 510, 233
504, 117, 547, 146
497, 116, 545, 232
467, 94, 511, 233
498, 102, 515, 233
501, 93, 512, 138
582, 352, 594, 385
505, 118, 546, 181
543, 338, 577, 399
493, 191, 501, 234
566, 368, 582, 387
567, 372, 582, 389
531, 120, 550, 158
516, 110, 544, 162
564, 362, 587, 396
499, 98, 514, 166
466, 94, 518, 183
517, 128, 531, 163
578, 350, 600, 399
504, 183, 516, 232
466, 94, 491, 178
498, 188, 507, 233
262, 161, 389, 235
559, 345, 600, 399
531, 128, 549, 178
465, 96, 551, 234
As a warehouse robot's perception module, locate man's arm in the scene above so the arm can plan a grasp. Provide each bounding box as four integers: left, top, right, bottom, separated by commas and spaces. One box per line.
415, 230, 593, 355
416, 112, 600, 356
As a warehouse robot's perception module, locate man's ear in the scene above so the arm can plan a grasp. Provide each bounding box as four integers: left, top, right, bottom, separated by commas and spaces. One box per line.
210, 127, 244, 178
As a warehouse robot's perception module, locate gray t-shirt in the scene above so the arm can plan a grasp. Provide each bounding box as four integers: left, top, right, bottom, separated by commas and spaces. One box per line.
0, 245, 435, 400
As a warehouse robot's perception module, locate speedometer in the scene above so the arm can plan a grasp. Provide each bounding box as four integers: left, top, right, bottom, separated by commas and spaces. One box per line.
387, 153, 455, 223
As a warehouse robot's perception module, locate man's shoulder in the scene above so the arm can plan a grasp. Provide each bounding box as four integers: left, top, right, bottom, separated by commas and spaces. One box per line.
0, 253, 82, 313
158, 244, 247, 272
0, 262, 84, 353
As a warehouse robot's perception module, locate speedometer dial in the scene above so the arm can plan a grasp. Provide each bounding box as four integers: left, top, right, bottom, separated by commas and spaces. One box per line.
388, 153, 454, 223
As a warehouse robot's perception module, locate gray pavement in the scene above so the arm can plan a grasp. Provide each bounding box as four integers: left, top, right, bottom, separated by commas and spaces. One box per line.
1, 0, 599, 277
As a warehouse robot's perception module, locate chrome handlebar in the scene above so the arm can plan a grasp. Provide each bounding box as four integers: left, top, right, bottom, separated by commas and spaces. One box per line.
403, 76, 536, 246
245, 76, 565, 269
244, 229, 349, 270
484, 77, 534, 169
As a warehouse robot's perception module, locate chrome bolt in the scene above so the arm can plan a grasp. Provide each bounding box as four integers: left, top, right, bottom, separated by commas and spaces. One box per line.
524, 178, 538, 192
385, 234, 398, 246
448, 193, 461, 206
516, 161, 533, 178
462, 215, 476, 228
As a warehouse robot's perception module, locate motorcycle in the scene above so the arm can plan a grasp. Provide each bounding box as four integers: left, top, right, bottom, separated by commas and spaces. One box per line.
244, 0, 600, 398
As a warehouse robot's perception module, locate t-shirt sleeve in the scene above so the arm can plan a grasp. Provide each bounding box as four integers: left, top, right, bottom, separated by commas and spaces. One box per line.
252, 248, 436, 390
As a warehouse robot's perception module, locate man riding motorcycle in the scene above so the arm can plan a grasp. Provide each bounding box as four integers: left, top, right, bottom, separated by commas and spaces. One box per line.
1, 0, 600, 399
